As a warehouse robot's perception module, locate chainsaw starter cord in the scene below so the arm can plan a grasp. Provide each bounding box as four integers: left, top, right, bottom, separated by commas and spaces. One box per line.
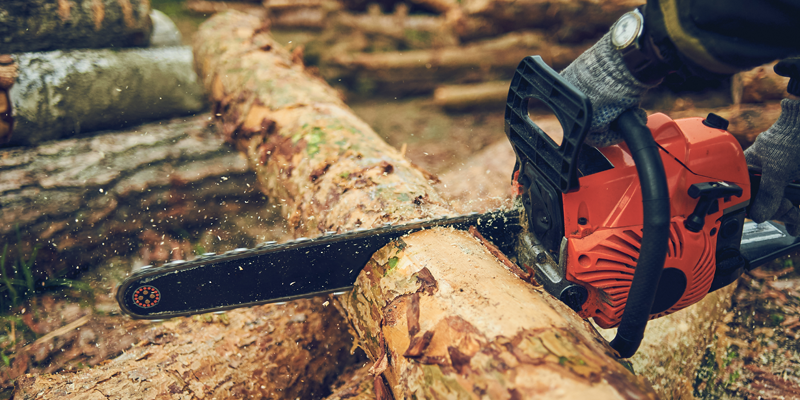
609, 109, 671, 358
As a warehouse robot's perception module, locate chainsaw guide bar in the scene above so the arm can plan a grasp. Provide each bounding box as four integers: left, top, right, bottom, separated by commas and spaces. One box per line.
117, 208, 522, 319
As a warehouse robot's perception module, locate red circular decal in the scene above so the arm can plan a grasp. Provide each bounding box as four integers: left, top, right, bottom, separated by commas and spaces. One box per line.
132, 285, 161, 308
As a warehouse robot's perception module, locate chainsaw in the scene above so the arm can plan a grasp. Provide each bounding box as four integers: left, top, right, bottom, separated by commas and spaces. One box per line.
117, 56, 800, 357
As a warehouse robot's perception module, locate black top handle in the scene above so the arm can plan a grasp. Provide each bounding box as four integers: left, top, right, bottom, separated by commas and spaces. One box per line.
504, 56, 670, 358
504, 56, 592, 193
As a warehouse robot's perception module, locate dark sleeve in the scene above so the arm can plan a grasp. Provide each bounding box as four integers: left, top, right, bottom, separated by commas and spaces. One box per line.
645, 0, 800, 75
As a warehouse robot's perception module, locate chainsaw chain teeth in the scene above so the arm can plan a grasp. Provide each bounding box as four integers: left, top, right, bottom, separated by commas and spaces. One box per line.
125, 210, 518, 284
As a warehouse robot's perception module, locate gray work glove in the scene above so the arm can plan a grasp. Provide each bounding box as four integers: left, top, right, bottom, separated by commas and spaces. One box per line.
745, 98, 800, 236
561, 32, 658, 148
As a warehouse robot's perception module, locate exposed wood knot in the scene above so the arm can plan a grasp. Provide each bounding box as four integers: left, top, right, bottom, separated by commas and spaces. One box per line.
412, 194, 429, 206
448, 346, 473, 374
309, 162, 332, 182
403, 330, 433, 358
415, 267, 438, 296
378, 161, 394, 175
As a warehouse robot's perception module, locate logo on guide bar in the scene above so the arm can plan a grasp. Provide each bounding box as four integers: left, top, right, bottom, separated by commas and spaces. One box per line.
132, 285, 161, 308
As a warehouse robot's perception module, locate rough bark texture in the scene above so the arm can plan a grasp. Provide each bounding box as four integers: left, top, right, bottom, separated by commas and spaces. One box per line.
323, 31, 589, 96
13, 299, 359, 399
0, 0, 152, 53
731, 62, 791, 104
451, 0, 642, 42
194, 11, 452, 236
195, 10, 659, 399
8, 46, 206, 146
339, 228, 657, 399
0, 115, 272, 284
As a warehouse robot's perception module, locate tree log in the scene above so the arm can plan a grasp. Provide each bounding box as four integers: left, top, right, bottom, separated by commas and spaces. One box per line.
433, 81, 509, 111
0, 115, 274, 286
731, 62, 791, 104
195, 10, 658, 398
186, 0, 267, 14
13, 299, 359, 399
0, 55, 16, 144
451, 0, 642, 42
323, 31, 589, 95
669, 102, 782, 148
0, 0, 152, 53
8, 46, 206, 146
333, 5, 459, 50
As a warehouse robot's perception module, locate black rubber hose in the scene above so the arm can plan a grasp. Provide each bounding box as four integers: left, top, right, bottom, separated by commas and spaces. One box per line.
609, 110, 671, 358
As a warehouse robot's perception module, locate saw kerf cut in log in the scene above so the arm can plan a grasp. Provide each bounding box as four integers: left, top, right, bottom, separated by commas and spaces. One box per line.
191, 10, 658, 399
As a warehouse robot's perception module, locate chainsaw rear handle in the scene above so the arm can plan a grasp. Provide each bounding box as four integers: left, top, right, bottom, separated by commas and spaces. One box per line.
505, 56, 670, 358
608, 110, 670, 358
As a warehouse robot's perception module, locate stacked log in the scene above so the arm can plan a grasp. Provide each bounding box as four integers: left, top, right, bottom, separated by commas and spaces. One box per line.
193, 0, 645, 96
2, 1, 207, 146
0, 0, 152, 53
0, 115, 269, 285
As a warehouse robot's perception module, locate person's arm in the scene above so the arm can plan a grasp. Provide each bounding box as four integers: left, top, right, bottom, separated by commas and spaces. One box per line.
561, 2, 800, 232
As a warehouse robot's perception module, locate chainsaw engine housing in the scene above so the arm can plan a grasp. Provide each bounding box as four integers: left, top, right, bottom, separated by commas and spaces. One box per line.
562, 113, 750, 328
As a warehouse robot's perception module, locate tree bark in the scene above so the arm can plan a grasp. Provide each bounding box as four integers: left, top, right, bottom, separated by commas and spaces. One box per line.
13, 299, 360, 399
0, 56, 16, 144
9, 46, 206, 146
194, 10, 658, 398
451, 0, 641, 42
0, 115, 271, 285
323, 31, 589, 96
731, 62, 790, 104
0, 0, 152, 53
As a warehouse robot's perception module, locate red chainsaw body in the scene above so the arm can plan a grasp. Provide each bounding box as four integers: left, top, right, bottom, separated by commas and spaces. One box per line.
562, 113, 751, 328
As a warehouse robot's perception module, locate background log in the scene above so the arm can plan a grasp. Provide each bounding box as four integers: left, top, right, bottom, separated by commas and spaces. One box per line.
433, 81, 509, 111
670, 102, 782, 148
0, 0, 152, 53
194, 10, 659, 398
8, 46, 206, 146
0, 56, 16, 144
0, 115, 272, 286
324, 31, 589, 95
732, 62, 791, 104
452, 0, 641, 42
13, 299, 360, 399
